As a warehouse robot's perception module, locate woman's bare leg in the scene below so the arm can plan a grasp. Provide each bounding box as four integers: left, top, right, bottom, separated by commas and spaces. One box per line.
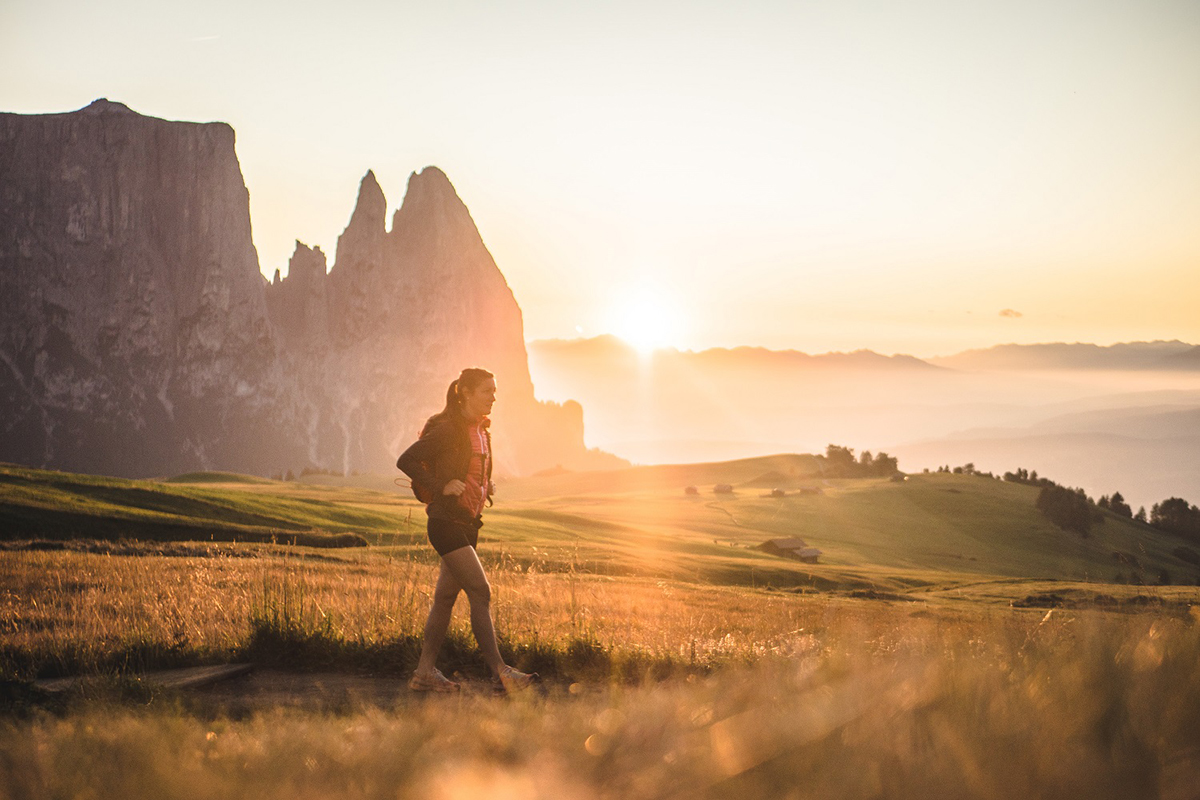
438, 545, 506, 675
415, 560, 462, 675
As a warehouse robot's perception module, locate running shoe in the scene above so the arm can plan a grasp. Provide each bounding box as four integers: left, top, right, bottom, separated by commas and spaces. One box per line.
497, 665, 538, 692
408, 668, 460, 693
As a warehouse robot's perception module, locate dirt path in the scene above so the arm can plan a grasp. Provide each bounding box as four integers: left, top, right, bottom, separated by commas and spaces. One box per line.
31, 664, 557, 713
190, 668, 515, 713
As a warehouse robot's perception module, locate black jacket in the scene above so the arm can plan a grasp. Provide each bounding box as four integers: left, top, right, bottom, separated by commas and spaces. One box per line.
396, 414, 492, 522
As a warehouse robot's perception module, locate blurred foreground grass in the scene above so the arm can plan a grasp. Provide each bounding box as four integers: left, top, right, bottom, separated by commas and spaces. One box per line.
3, 544, 1200, 798
4, 613, 1200, 799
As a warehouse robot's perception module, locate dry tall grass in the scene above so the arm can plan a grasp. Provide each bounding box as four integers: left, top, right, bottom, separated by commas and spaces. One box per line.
4, 545, 1200, 798
1, 544, 853, 678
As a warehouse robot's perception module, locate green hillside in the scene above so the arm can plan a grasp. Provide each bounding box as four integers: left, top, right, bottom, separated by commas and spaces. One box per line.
0, 463, 405, 547
484, 467, 1197, 590
2, 459, 1196, 591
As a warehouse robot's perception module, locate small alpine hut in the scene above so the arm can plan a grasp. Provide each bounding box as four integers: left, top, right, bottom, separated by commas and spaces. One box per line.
759, 537, 822, 564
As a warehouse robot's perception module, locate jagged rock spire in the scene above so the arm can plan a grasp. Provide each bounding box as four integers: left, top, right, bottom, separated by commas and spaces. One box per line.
346, 170, 387, 233
332, 170, 387, 279
390, 166, 483, 253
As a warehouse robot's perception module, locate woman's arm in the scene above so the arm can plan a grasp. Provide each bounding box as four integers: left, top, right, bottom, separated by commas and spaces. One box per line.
397, 420, 455, 501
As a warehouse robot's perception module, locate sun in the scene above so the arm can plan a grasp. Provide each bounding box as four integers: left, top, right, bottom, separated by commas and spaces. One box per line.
608, 286, 685, 354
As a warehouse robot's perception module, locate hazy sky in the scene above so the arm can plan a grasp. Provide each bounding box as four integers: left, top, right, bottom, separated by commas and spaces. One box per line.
4, 0, 1198, 356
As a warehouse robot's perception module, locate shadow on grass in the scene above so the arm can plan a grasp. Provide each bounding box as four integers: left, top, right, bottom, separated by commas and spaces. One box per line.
239, 616, 698, 686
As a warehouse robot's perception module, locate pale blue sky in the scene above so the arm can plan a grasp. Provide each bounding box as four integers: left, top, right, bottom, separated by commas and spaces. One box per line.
4, 0, 1199, 355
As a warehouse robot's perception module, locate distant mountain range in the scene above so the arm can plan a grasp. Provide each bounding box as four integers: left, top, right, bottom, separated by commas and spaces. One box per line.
527, 336, 1200, 508
532, 335, 942, 370
532, 336, 1200, 374
929, 341, 1200, 371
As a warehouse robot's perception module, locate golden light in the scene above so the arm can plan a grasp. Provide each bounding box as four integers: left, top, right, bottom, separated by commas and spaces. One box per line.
608, 284, 685, 355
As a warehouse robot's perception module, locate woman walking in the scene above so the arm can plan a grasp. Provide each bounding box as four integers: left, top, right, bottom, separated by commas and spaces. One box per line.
397, 367, 536, 693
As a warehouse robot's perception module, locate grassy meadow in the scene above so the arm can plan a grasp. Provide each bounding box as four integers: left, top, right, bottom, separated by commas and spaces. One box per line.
3, 458, 1200, 798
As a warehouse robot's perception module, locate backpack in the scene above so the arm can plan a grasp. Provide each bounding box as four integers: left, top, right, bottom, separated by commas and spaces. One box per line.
407, 469, 436, 504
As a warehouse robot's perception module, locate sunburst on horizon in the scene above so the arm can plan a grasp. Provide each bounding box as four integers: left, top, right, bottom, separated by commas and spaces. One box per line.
605, 284, 687, 355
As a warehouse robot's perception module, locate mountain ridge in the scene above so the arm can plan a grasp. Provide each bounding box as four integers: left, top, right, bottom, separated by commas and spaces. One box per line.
530, 336, 1200, 372
0, 99, 618, 478
929, 340, 1198, 371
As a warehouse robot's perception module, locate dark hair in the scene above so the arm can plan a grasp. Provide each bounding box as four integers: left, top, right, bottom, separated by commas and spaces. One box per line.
422, 367, 494, 434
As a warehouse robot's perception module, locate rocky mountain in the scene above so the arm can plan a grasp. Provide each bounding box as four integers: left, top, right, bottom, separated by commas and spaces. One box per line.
0, 99, 618, 478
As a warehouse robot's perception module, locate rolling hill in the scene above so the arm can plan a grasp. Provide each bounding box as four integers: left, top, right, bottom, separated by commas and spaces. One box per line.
3, 457, 1197, 592
492, 461, 1196, 589
0, 463, 390, 547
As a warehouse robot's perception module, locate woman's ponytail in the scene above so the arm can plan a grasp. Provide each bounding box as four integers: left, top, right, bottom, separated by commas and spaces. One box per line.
422, 369, 495, 435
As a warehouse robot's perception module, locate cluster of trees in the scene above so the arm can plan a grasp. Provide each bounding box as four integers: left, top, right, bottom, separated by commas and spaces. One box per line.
1097, 492, 1136, 519
1002, 467, 1056, 487
1004, 467, 1117, 536
934, 463, 1004, 478
820, 445, 900, 478
1034, 483, 1102, 536
1002, 465, 1200, 544
1149, 498, 1200, 540
998, 467, 1121, 537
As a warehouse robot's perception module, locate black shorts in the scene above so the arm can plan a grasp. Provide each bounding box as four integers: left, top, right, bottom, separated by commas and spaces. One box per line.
427, 516, 482, 556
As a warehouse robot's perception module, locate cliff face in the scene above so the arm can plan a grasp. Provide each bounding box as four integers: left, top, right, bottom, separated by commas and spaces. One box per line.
0, 100, 617, 478
0, 99, 282, 476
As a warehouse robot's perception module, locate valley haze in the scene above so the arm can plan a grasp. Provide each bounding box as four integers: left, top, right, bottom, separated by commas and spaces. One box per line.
527, 336, 1200, 510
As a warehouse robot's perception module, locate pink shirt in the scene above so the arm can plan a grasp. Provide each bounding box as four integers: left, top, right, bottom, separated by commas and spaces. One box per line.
457, 417, 490, 518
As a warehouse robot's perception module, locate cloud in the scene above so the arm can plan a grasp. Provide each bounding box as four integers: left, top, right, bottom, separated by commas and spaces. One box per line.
999, 308, 1023, 318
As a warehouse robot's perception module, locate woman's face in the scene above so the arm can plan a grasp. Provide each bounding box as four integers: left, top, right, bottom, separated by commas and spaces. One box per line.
461, 377, 496, 419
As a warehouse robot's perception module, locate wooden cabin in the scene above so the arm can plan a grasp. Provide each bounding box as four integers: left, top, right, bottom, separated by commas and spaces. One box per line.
758, 537, 822, 564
